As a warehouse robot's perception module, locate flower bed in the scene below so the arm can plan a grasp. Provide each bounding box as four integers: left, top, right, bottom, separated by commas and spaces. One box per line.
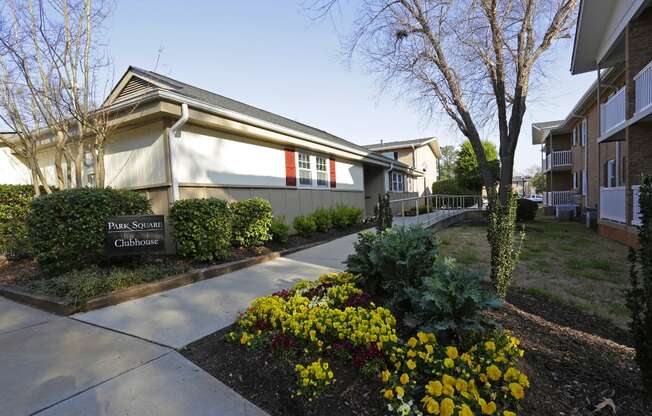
221, 272, 529, 415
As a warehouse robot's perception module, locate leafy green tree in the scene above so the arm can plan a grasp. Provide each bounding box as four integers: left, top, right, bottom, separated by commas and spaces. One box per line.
454, 141, 500, 192
438, 145, 457, 180
531, 171, 547, 193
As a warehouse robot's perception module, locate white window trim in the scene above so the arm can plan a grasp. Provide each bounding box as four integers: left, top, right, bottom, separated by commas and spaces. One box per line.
581, 118, 588, 146
607, 159, 616, 188
296, 152, 331, 189
391, 171, 405, 192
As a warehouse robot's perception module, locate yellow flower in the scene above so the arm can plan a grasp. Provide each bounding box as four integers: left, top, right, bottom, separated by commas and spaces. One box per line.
460, 404, 474, 416
509, 382, 524, 400
442, 374, 455, 387
455, 378, 468, 392
400, 373, 410, 384
445, 346, 459, 359
442, 384, 454, 397
383, 388, 394, 400
503, 412, 516, 416
381, 369, 391, 382
484, 341, 496, 351
518, 373, 530, 388
440, 398, 455, 416
481, 401, 497, 415
426, 380, 443, 397
504, 367, 519, 382
444, 358, 454, 368
417, 331, 430, 344
407, 359, 417, 370
425, 344, 434, 354
407, 349, 417, 358
425, 399, 439, 415
407, 337, 418, 348
395, 386, 405, 398
486, 365, 502, 381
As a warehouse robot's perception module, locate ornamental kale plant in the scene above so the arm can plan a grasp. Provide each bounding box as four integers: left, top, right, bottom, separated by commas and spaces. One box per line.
405, 258, 501, 339
626, 175, 652, 391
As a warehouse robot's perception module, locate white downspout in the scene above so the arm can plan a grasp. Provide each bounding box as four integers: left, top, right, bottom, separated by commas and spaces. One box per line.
169, 103, 189, 202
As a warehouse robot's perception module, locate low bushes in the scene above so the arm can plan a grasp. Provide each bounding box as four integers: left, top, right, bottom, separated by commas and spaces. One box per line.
171, 198, 232, 262
270, 217, 289, 244
293, 215, 317, 237
310, 208, 333, 232
298, 204, 364, 237
516, 198, 538, 222
27, 188, 151, 275
0, 185, 36, 259
231, 198, 273, 247
226, 272, 528, 415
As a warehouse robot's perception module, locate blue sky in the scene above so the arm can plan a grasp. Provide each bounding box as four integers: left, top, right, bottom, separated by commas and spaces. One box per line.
104, 0, 595, 174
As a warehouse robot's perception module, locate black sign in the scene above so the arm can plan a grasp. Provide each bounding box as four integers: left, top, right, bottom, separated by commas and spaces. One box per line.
106, 215, 165, 255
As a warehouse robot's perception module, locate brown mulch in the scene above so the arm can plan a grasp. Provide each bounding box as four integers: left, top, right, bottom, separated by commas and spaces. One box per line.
183, 296, 652, 416
506, 288, 633, 347
181, 327, 387, 416
0, 256, 37, 283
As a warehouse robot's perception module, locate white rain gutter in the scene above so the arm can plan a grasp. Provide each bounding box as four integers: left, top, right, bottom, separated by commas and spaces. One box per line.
168, 103, 189, 202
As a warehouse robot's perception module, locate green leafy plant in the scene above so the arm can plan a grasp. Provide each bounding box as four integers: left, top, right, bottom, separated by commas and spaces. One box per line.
231, 198, 273, 247
270, 216, 289, 244
454, 140, 500, 192
627, 175, 652, 391
0, 184, 38, 259
405, 258, 501, 337
374, 192, 392, 232
27, 188, 150, 275
486, 190, 523, 299
310, 207, 333, 232
293, 215, 317, 237
516, 198, 538, 222
346, 225, 438, 309
171, 198, 232, 261
331, 204, 363, 229
431, 179, 478, 208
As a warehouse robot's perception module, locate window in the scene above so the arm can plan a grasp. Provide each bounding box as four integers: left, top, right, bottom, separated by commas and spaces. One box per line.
298, 153, 312, 185
581, 118, 587, 146
316, 156, 329, 187
383, 152, 398, 160
607, 159, 616, 188
578, 170, 584, 193
572, 128, 577, 146
582, 169, 587, 195
391, 171, 405, 192
573, 171, 577, 189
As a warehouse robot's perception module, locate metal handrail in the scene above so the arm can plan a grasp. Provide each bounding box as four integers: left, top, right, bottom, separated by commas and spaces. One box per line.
385, 193, 483, 219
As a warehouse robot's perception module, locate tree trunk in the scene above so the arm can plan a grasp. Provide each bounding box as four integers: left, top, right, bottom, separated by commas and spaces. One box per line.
54, 146, 66, 189
95, 143, 105, 188
74, 141, 84, 188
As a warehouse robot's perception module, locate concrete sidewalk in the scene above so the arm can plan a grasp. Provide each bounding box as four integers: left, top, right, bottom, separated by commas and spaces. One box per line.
0, 297, 267, 416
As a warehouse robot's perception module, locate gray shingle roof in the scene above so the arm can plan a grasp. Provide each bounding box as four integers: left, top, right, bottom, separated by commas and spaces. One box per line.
365, 137, 436, 150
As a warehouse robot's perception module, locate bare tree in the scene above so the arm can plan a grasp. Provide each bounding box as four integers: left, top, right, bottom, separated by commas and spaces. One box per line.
0, 0, 112, 189
311, 0, 577, 296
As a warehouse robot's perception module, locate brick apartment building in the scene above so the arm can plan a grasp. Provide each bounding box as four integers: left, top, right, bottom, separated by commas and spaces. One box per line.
532, 0, 652, 246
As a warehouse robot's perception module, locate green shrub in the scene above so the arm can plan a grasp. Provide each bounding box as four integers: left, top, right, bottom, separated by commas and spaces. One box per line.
627, 175, 652, 391
310, 207, 333, 232
516, 198, 538, 222
293, 215, 317, 237
0, 185, 36, 259
27, 188, 150, 275
231, 198, 273, 247
405, 258, 501, 337
171, 198, 232, 261
270, 217, 290, 244
487, 191, 523, 299
331, 204, 363, 229
345, 225, 438, 309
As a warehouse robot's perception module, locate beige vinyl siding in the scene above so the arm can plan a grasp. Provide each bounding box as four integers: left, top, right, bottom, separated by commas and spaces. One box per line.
0, 148, 31, 185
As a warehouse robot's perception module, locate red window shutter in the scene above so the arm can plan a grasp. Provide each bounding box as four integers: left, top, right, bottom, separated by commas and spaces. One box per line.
285, 148, 296, 187
329, 158, 336, 188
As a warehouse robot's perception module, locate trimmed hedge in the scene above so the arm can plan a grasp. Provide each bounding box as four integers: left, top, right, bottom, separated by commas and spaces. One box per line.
270, 217, 289, 244
27, 188, 151, 275
331, 204, 363, 229
293, 215, 317, 237
310, 208, 333, 232
0, 185, 36, 259
516, 198, 538, 222
170, 198, 232, 262
231, 198, 273, 247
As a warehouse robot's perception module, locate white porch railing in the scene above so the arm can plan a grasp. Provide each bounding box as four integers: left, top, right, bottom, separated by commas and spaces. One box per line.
600, 186, 626, 223
543, 191, 575, 206
600, 86, 626, 136
544, 150, 572, 170
633, 185, 642, 226
635, 61, 652, 114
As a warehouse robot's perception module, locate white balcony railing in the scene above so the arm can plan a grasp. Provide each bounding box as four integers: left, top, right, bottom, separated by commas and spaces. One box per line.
633, 185, 642, 226
635, 61, 652, 114
600, 186, 626, 223
543, 191, 575, 206
543, 150, 572, 171
600, 86, 626, 136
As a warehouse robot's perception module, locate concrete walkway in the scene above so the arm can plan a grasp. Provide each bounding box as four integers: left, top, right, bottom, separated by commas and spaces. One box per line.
0, 297, 266, 416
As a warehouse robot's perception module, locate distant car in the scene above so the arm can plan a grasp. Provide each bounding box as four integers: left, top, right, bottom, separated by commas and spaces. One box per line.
525, 195, 543, 203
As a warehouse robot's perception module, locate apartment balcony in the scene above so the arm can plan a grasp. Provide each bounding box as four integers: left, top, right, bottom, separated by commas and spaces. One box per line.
600, 86, 626, 138
543, 191, 575, 207
635, 61, 652, 116
600, 186, 626, 223
543, 150, 572, 171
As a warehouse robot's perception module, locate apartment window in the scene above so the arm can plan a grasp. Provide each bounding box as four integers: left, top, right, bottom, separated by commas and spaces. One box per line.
316, 156, 329, 187
390, 171, 405, 192
607, 159, 616, 188
572, 171, 577, 189
571, 128, 577, 146
298, 153, 312, 185
581, 118, 588, 146
578, 170, 584, 193
582, 169, 587, 195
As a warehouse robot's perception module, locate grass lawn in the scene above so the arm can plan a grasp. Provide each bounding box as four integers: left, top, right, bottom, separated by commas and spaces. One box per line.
438, 215, 631, 329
